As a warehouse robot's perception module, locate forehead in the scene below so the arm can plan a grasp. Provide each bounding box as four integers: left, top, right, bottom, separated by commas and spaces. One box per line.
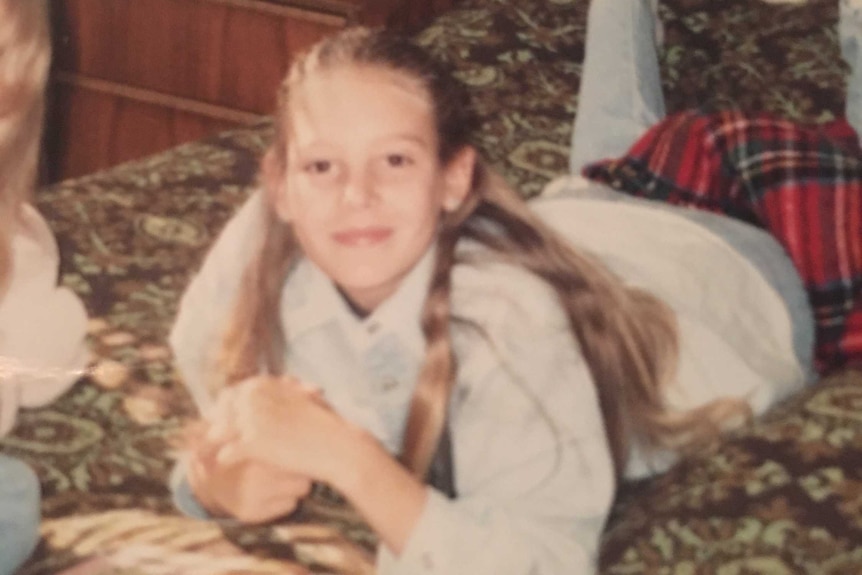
286, 64, 436, 146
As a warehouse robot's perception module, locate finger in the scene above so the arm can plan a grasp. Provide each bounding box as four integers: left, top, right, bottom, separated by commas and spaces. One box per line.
277, 373, 303, 386
205, 405, 239, 445
204, 425, 238, 450
298, 381, 325, 402
185, 426, 226, 462
280, 379, 330, 410
214, 438, 250, 467
172, 419, 208, 451
210, 384, 239, 415
193, 440, 224, 466
234, 496, 300, 525
189, 454, 210, 483
270, 374, 321, 400
272, 475, 314, 499
242, 374, 280, 396
187, 456, 225, 515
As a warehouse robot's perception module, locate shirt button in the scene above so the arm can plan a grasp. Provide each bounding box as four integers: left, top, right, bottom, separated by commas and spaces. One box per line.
380, 378, 399, 392
367, 321, 381, 335
421, 552, 435, 571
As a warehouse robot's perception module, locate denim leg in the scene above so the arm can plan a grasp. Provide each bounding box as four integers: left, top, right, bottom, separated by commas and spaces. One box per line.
570, 0, 666, 173
841, 0, 862, 138
0, 455, 41, 575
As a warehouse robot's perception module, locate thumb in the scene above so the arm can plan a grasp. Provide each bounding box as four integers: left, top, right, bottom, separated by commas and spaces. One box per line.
214, 439, 250, 467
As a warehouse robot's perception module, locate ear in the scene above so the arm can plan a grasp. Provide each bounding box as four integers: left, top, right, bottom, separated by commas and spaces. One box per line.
441, 146, 476, 212
261, 148, 291, 222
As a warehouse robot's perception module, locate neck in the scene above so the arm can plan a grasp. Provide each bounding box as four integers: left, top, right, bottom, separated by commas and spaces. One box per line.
337, 286, 372, 319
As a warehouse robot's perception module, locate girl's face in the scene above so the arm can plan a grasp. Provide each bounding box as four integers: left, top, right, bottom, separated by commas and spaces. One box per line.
270, 65, 474, 313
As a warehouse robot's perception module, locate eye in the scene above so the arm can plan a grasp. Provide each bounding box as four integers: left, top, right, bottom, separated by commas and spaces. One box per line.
385, 153, 412, 168
305, 159, 332, 174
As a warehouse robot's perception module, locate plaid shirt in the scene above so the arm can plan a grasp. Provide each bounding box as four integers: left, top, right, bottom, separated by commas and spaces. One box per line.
584, 109, 862, 375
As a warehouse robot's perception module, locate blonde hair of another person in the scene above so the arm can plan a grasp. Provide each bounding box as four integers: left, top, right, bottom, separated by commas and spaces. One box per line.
0, 0, 51, 297
216, 27, 748, 480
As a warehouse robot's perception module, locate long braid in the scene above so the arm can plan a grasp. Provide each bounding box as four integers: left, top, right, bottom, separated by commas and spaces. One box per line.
217, 212, 299, 390
215, 86, 300, 390
400, 224, 458, 475
401, 187, 482, 477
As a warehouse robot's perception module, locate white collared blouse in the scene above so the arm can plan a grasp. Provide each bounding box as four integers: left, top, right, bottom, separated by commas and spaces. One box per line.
171, 182, 810, 574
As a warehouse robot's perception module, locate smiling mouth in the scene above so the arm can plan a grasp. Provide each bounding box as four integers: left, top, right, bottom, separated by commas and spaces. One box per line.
332, 227, 393, 246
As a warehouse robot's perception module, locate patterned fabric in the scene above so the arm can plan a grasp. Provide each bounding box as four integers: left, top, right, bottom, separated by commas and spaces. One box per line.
583, 109, 862, 374
601, 367, 862, 574
658, 0, 846, 122
413, 0, 589, 197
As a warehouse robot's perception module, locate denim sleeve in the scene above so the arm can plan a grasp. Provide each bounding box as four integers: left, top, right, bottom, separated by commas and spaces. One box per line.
169, 459, 248, 531
0, 455, 40, 575
169, 460, 212, 520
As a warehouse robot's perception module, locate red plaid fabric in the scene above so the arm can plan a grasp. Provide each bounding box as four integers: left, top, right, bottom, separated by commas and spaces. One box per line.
583, 109, 862, 375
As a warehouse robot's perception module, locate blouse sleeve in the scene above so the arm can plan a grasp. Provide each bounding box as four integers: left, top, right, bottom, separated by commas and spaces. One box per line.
169, 191, 267, 415
0, 205, 88, 436
377, 263, 615, 575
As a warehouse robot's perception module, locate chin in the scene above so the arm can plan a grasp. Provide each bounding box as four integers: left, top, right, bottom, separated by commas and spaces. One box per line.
338, 273, 396, 293
336, 266, 404, 300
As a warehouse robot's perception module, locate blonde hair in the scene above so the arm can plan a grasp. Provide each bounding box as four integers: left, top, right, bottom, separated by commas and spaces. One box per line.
218, 27, 748, 479
0, 0, 51, 295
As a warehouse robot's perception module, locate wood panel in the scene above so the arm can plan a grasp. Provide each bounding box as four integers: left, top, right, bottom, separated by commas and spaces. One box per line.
51, 0, 345, 114
45, 82, 240, 182
46, 0, 463, 183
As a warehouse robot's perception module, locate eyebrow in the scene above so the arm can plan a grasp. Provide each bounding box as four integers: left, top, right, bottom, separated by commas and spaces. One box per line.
379, 134, 433, 149
292, 132, 434, 154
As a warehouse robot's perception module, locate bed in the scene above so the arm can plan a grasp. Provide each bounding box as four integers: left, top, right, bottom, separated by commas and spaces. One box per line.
8, 0, 862, 573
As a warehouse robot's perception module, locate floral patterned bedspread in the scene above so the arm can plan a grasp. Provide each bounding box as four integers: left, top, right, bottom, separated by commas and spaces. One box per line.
5, 0, 860, 573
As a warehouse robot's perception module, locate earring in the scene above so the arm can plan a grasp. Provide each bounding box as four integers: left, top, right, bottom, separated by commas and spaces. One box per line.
443, 197, 460, 211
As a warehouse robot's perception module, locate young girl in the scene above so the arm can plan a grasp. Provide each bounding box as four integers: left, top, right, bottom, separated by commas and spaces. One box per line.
170, 22, 812, 575
0, 1, 89, 571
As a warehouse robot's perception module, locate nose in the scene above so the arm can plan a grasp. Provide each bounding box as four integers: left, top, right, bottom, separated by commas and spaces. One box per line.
341, 168, 376, 208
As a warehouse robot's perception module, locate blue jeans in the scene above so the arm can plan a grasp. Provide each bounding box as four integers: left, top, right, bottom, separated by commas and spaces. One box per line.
0, 455, 40, 575
571, 0, 862, 172
569, 0, 665, 173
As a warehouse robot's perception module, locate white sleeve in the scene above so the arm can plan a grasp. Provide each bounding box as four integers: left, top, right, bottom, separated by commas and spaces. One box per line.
169, 191, 267, 415
0, 206, 88, 436
378, 266, 615, 575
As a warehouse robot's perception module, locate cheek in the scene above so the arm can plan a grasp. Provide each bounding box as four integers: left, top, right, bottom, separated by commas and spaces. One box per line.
280, 177, 330, 223
387, 172, 447, 215
288, 199, 327, 234
387, 190, 439, 223
280, 201, 330, 254
289, 216, 327, 262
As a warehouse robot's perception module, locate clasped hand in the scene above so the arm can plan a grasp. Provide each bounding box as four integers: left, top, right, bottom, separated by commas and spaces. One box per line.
184, 375, 349, 524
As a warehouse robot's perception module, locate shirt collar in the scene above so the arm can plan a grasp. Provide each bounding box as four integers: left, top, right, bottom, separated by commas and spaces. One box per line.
281, 246, 436, 357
